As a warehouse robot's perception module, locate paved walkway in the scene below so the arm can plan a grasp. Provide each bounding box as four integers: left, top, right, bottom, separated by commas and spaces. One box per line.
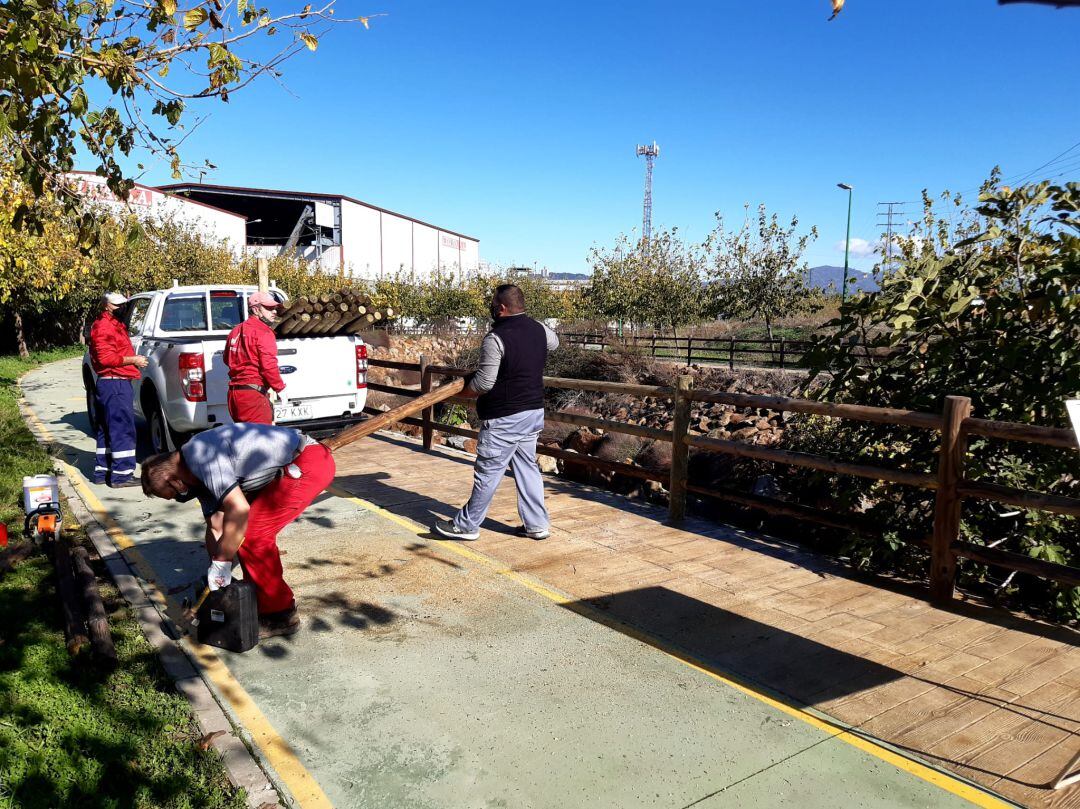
331, 432, 1080, 809
21, 358, 1079, 808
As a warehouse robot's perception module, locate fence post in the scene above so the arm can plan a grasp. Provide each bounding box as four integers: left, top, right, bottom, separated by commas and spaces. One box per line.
685, 337, 693, 367
651, 333, 656, 359
419, 354, 433, 451
779, 339, 786, 369
729, 338, 735, 369
930, 395, 972, 603
669, 374, 694, 522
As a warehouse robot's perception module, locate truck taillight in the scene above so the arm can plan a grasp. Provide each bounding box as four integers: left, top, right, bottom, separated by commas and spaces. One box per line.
355, 344, 368, 389
179, 353, 206, 402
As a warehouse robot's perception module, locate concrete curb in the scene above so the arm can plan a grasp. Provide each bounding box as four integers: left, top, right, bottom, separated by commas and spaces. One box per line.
56, 470, 284, 809
16, 383, 286, 809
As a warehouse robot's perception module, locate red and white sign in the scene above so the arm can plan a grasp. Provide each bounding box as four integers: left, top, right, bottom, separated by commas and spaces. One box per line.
75, 176, 155, 207
441, 233, 466, 251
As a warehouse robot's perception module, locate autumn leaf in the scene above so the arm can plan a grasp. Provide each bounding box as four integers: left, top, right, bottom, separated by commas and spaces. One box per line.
183, 8, 207, 31
161, 0, 177, 17
360, 16, 369, 29
300, 32, 318, 51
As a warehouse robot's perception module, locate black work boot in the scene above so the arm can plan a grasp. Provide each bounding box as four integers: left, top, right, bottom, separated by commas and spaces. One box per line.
259, 607, 300, 640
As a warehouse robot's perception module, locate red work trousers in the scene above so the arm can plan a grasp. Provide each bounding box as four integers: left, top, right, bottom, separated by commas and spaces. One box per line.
228, 388, 273, 425
239, 443, 336, 614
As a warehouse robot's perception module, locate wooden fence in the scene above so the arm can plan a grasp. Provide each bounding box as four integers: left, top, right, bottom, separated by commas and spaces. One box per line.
366, 356, 1080, 604
560, 331, 823, 370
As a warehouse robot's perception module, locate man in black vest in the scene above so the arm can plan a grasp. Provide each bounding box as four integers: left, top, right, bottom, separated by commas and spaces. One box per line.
434, 284, 559, 541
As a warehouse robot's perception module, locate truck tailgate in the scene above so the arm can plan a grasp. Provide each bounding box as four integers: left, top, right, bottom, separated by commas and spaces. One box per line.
276, 336, 364, 400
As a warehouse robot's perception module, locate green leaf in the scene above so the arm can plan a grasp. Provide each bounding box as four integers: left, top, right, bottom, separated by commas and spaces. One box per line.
70, 87, 88, 117
184, 8, 207, 31
237, 0, 248, 15
892, 314, 915, 331
300, 32, 318, 51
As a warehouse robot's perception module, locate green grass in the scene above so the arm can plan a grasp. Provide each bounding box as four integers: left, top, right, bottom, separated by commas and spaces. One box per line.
0, 348, 247, 808
0, 347, 84, 526
0, 544, 247, 809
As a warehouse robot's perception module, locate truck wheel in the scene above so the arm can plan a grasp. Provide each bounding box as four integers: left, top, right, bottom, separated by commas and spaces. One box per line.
84, 375, 99, 433
145, 394, 187, 454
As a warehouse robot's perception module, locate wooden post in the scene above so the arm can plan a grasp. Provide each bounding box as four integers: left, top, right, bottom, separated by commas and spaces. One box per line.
685, 337, 693, 367
72, 547, 118, 669
669, 374, 694, 522
729, 338, 735, 370
323, 378, 465, 452
930, 395, 972, 603
651, 333, 656, 358
779, 339, 786, 369
420, 354, 433, 450
257, 257, 269, 293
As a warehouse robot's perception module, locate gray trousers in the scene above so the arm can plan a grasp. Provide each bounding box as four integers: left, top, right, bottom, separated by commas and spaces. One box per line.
453, 408, 550, 534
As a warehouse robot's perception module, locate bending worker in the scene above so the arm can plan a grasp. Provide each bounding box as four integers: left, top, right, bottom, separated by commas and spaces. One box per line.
223, 291, 285, 424
89, 292, 148, 488
434, 283, 559, 542
141, 422, 335, 639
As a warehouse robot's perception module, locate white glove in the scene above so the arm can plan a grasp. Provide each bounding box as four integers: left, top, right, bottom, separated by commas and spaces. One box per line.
207, 560, 233, 591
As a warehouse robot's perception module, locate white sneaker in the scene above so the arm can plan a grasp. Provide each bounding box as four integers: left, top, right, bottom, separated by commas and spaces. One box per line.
518, 526, 550, 541
434, 519, 479, 540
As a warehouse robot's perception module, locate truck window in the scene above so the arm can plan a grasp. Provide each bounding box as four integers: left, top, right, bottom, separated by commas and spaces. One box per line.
210, 290, 244, 330
159, 294, 208, 332
126, 298, 152, 336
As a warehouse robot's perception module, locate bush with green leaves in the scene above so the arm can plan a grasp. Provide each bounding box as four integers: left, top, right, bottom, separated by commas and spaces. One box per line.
796, 178, 1080, 621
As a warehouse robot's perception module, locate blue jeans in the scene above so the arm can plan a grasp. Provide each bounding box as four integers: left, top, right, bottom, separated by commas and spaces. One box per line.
94, 378, 136, 484
454, 408, 549, 534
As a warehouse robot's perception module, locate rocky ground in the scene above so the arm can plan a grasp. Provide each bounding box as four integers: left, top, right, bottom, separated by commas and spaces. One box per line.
364, 334, 808, 506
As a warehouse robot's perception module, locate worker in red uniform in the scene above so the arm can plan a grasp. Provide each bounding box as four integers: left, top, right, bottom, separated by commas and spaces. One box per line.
141, 422, 335, 638
223, 291, 285, 424
89, 292, 148, 487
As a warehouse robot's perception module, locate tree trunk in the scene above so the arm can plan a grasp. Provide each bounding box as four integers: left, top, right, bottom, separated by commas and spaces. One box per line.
14, 310, 29, 358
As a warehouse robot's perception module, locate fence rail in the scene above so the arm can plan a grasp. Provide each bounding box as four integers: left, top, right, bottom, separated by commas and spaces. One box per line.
559, 331, 893, 370
366, 356, 1080, 604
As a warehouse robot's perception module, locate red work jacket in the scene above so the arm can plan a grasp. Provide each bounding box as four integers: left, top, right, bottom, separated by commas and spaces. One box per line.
89, 311, 139, 379
223, 316, 285, 391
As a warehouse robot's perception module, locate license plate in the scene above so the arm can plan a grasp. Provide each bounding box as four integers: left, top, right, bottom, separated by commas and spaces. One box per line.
274, 404, 313, 421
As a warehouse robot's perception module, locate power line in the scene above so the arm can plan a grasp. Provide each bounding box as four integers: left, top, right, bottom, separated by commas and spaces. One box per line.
1014, 137, 1080, 185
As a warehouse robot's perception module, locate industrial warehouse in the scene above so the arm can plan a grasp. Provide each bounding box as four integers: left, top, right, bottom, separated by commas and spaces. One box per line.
160, 181, 480, 279
70, 173, 480, 279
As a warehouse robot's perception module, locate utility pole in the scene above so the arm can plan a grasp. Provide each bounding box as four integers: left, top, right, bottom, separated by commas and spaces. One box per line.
636, 141, 660, 244
876, 201, 908, 272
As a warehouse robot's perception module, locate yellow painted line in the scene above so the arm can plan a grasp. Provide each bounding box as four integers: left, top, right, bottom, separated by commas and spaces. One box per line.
21, 395, 333, 809
327, 484, 1015, 809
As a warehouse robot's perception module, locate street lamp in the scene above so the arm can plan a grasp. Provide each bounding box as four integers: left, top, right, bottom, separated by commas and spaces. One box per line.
837, 183, 853, 305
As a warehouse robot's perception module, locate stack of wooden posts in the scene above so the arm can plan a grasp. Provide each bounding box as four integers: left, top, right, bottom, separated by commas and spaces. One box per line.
273, 291, 395, 337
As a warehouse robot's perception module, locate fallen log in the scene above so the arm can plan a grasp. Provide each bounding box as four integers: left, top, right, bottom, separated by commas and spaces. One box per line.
51, 538, 89, 656
323, 377, 466, 452
0, 542, 36, 575
72, 547, 118, 669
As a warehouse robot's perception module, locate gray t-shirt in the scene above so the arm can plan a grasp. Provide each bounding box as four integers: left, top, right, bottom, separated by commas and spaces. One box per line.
180, 423, 310, 517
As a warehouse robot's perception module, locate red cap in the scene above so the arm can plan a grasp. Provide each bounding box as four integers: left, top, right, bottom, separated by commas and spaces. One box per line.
248, 292, 283, 309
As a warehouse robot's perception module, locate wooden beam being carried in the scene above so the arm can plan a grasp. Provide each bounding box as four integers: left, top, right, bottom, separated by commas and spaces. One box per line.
323, 378, 466, 452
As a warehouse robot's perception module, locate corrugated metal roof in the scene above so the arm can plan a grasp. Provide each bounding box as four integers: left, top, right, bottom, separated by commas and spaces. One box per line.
157, 181, 478, 242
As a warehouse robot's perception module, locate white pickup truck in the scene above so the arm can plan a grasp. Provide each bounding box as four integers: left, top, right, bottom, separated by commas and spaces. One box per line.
83, 283, 369, 453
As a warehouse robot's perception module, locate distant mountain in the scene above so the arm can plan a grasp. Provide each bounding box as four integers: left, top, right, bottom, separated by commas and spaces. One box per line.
546, 271, 590, 281
802, 265, 878, 294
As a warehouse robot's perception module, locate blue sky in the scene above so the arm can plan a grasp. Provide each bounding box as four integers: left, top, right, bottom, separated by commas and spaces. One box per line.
124, 0, 1080, 274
